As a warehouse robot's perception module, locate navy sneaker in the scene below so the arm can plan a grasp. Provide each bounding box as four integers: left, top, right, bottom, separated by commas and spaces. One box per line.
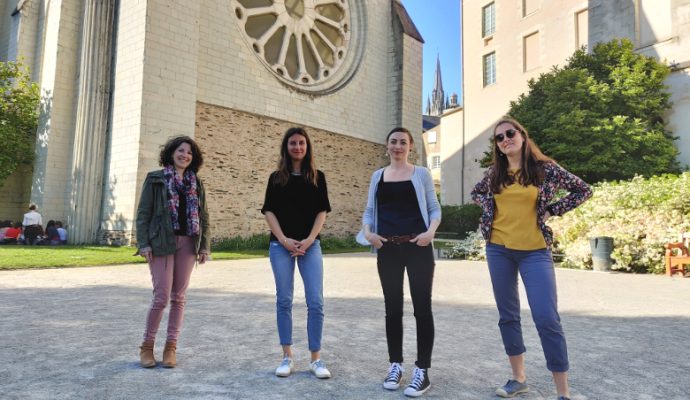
496, 379, 529, 398
383, 362, 404, 390
557, 397, 571, 400
403, 367, 430, 397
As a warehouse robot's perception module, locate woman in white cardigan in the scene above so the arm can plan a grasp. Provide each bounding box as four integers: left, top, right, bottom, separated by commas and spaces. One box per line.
361, 127, 441, 398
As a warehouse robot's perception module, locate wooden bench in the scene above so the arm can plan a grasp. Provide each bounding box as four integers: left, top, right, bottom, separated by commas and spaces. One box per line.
664, 232, 690, 277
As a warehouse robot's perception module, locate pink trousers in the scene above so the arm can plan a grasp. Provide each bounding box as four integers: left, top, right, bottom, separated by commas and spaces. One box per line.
143, 235, 196, 343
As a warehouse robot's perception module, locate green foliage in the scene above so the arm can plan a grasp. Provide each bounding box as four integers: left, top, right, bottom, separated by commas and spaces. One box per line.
550, 172, 690, 273
437, 204, 482, 239
482, 39, 679, 181
211, 233, 360, 252
0, 61, 40, 187
212, 233, 271, 251
318, 235, 359, 250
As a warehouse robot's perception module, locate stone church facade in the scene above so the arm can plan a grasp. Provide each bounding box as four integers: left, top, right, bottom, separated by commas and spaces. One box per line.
0, 0, 423, 244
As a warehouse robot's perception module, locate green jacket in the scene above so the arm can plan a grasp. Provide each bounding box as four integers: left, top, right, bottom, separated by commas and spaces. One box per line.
135, 170, 210, 256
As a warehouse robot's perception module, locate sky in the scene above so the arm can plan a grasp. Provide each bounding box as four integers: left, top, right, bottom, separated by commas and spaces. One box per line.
401, 0, 463, 110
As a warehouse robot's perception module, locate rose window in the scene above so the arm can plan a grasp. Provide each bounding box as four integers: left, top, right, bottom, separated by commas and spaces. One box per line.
230, 0, 364, 94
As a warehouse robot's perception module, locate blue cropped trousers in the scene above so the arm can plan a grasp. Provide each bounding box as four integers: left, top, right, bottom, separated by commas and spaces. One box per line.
485, 243, 569, 372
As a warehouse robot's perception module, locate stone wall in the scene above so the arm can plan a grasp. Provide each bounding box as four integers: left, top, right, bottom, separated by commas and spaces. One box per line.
195, 102, 388, 240
0, 165, 31, 221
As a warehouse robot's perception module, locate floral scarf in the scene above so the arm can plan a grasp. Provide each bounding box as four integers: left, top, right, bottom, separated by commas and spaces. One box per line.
163, 165, 200, 236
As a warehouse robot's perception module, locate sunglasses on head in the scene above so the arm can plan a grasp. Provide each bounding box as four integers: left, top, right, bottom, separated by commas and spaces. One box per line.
495, 129, 519, 143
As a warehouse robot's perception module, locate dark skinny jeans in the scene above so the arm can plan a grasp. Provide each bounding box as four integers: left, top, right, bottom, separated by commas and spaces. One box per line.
377, 242, 435, 369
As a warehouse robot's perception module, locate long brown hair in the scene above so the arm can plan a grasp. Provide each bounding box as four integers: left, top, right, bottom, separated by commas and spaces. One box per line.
274, 127, 318, 186
489, 117, 554, 194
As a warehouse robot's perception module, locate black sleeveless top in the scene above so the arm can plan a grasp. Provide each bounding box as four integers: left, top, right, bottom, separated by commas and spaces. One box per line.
376, 173, 426, 236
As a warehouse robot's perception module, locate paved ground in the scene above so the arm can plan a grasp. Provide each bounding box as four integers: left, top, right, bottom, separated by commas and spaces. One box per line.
1, 253, 689, 400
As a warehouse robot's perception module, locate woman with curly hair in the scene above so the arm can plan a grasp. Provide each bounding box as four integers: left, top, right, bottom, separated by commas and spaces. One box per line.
135, 135, 210, 369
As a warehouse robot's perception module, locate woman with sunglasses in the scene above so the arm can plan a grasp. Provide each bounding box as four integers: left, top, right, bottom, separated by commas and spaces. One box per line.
471, 117, 591, 400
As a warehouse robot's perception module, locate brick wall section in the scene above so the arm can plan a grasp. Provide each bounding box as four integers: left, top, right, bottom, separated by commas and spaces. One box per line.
15, 0, 40, 71
0, 165, 31, 221
387, 6, 403, 130
195, 102, 387, 240
400, 35, 423, 141
0, 0, 12, 60
30, 0, 83, 223
100, 0, 146, 238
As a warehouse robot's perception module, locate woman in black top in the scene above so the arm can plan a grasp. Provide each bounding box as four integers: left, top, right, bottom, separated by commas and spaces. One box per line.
261, 127, 332, 379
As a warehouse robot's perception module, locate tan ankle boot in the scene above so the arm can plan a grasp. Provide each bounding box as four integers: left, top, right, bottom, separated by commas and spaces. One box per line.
162, 341, 177, 368
139, 341, 156, 368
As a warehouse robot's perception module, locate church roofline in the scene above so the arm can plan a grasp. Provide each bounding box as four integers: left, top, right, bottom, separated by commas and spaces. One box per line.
392, 1, 424, 43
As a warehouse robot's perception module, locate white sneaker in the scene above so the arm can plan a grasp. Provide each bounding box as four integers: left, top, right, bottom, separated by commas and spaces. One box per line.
309, 359, 332, 379
383, 362, 404, 390
275, 357, 294, 377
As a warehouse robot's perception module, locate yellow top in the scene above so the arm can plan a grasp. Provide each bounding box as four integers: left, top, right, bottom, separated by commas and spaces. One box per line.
490, 171, 546, 250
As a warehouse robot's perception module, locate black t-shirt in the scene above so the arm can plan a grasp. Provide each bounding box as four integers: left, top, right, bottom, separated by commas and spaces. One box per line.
261, 170, 331, 241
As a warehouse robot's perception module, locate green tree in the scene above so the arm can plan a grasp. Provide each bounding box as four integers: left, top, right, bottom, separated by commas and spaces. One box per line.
0, 60, 40, 187
483, 39, 679, 182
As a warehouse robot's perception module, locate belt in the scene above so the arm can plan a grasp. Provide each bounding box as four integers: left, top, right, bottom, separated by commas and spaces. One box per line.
381, 234, 417, 245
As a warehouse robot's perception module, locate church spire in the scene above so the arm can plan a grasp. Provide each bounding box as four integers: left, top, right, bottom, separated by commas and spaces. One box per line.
433, 54, 443, 95
429, 53, 445, 116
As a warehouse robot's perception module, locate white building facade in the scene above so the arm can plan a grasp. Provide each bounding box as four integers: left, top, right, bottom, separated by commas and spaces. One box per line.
451, 0, 690, 204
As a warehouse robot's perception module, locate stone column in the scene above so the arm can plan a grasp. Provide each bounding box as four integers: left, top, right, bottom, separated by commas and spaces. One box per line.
67, 0, 116, 244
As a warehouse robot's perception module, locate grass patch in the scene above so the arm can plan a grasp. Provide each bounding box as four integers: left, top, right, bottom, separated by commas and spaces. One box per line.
0, 239, 365, 270
0, 245, 145, 269
0, 246, 268, 270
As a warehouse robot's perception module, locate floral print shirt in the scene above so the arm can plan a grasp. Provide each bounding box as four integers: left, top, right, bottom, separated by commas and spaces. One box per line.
471, 162, 592, 248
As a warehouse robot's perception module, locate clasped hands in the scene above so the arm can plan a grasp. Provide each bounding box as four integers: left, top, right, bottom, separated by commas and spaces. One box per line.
282, 237, 315, 257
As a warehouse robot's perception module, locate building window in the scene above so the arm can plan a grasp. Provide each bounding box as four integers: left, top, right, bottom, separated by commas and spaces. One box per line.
522, 0, 539, 17
523, 31, 540, 72
575, 9, 588, 49
427, 131, 437, 144
432, 156, 441, 169
482, 3, 495, 37
483, 52, 496, 86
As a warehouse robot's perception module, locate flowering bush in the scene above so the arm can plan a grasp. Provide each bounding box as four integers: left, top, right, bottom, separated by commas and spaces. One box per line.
445, 229, 486, 261
551, 172, 690, 273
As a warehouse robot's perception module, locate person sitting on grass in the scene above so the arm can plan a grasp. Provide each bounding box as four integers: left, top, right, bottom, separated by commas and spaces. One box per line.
3, 222, 22, 244
56, 221, 68, 244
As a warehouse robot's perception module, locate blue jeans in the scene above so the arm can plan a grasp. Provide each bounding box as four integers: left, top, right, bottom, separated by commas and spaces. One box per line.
485, 243, 569, 372
269, 240, 324, 352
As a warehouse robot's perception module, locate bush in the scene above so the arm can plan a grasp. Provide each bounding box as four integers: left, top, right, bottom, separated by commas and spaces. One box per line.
445, 229, 486, 260
550, 172, 690, 273
211, 233, 359, 252
437, 204, 482, 239
212, 233, 271, 251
